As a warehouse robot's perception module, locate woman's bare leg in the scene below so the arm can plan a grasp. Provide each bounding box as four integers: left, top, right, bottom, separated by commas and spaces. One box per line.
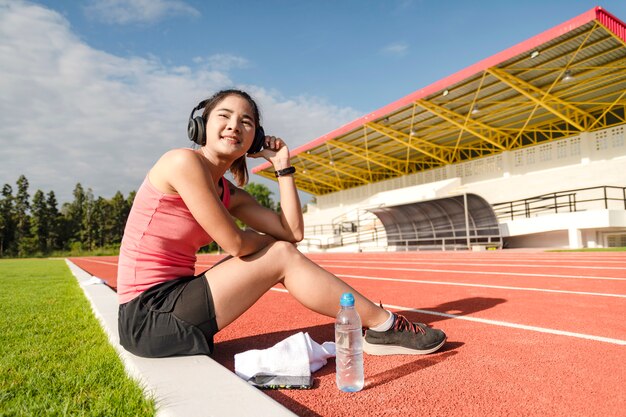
204, 241, 389, 331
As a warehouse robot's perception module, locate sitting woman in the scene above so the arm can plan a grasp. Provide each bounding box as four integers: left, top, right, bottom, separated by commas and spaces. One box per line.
117, 89, 446, 358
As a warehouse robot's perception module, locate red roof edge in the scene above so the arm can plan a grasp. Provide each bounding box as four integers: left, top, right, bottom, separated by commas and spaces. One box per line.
253, 6, 623, 173
596, 7, 626, 43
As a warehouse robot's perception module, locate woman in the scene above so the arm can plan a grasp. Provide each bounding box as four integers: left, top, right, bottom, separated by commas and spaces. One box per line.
117, 89, 446, 358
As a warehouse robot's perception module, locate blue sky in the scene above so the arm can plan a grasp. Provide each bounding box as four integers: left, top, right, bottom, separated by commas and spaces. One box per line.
2, 0, 626, 204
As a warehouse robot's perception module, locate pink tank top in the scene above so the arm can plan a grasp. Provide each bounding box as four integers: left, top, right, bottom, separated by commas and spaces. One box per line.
117, 176, 230, 303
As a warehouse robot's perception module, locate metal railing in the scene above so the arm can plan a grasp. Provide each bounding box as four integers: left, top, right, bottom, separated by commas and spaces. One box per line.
301, 214, 502, 252
492, 185, 626, 221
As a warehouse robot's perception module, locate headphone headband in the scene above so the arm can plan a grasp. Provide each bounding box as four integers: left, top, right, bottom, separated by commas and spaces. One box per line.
187, 99, 265, 154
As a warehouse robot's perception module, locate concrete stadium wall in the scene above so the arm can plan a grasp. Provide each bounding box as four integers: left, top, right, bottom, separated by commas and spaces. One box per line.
308, 126, 626, 212
302, 124, 626, 249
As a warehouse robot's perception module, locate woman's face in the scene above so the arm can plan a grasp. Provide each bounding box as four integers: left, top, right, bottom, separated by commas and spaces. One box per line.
205, 94, 256, 156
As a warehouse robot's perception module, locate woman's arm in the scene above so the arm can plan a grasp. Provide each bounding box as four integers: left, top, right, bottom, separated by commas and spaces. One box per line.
150, 149, 274, 257
230, 136, 304, 242
229, 178, 303, 242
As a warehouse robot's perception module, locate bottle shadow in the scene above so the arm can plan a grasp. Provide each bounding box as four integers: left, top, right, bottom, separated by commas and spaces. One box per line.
364, 348, 460, 390
311, 341, 463, 385
259, 345, 459, 417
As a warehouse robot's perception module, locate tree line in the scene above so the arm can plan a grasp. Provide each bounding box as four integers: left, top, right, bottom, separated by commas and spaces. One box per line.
0, 175, 278, 258
0, 175, 134, 257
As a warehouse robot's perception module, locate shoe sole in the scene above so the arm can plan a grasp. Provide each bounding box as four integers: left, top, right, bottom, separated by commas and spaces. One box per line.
362, 336, 447, 356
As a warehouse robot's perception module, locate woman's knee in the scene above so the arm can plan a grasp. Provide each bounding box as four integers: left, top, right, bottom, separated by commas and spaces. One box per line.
266, 240, 302, 263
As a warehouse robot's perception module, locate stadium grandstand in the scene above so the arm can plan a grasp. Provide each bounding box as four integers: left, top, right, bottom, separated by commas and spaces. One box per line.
253, 6, 626, 252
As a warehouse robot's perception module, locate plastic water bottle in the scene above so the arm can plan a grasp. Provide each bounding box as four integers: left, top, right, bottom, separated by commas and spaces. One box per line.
335, 292, 364, 392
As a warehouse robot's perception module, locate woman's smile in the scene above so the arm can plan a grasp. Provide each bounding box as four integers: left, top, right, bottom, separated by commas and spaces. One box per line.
220, 134, 241, 145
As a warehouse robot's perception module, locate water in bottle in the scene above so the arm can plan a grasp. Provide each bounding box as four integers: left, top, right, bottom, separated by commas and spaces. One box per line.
335, 292, 364, 392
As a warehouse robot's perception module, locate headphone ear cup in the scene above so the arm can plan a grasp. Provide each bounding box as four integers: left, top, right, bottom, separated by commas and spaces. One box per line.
188, 116, 206, 145
248, 126, 265, 154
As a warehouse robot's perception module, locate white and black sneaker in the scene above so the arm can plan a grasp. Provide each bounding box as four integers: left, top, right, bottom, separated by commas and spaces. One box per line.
363, 313, 446, 355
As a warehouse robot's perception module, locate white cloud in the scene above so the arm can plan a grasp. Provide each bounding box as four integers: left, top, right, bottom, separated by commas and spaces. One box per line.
381, 42, 409, 57
193, 54, 251, 72
246, 88, 360, 149
84, 0, 200, 25
0, 2, 360, 203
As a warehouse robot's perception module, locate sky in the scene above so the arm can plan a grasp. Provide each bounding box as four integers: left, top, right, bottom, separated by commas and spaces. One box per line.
2, 0, 626, 205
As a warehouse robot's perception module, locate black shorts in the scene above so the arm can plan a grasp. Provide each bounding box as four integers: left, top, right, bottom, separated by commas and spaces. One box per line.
118, 274, 218, 358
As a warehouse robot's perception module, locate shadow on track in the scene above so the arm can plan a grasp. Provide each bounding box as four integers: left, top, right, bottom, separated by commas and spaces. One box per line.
396, 296, 507, 326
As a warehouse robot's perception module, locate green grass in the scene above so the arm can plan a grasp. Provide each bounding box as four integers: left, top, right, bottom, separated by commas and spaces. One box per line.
0, 259, 155, 417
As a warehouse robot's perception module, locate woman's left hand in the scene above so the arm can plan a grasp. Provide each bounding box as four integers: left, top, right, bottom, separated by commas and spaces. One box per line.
248, 135, 291, 169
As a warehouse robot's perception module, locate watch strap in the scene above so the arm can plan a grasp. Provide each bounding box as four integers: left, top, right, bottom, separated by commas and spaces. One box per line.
275, 166, 296, 177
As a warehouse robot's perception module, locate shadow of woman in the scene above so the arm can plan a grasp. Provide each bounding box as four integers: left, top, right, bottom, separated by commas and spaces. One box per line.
211, 323, 464, 416
211, 296, 500, 368
394, 296, 507, 326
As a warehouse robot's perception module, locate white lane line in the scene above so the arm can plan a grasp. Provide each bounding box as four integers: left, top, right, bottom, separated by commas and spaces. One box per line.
74, 259, 117, 265
382, 303, 626, 346
310, 257, 626, 267
80, 257, 625, 344
82, 258, 625, 291
336, 274, 626, 298
268, 288, 626, 346
319, 259, 626, 271
319, 263, 626, 281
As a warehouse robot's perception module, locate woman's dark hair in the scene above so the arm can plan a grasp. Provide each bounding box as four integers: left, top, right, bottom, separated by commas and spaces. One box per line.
201, 89, 261, 186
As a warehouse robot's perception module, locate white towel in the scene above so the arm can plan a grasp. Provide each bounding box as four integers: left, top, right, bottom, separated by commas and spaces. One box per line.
234, 332, 335, 380
81, 276, 105, 286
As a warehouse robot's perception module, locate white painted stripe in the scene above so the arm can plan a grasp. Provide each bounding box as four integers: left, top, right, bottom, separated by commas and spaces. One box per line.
383, 303, 626, 346
336, 273, 626, 298
79, 257, 624, 345
320, 263, 626, 281
310, 256, 626, 267
76, 259, 118, 266
268, 288, 626, 346
320, 258, 626, 271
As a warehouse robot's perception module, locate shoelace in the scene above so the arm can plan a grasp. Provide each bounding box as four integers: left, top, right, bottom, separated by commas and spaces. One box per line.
393, 314, 426, 335
378, 302, 427, 335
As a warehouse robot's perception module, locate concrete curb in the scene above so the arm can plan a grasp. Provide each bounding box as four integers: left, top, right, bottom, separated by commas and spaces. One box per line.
66, 259, 296, 417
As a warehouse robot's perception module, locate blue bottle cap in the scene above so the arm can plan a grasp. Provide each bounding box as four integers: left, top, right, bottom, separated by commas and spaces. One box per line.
340, 292, 355, 307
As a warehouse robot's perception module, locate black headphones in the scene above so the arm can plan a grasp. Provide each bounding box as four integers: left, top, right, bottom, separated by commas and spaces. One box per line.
187, 99, 265, 154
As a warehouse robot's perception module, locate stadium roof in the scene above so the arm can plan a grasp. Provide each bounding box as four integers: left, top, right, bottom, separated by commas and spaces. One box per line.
252, 6, 626, 196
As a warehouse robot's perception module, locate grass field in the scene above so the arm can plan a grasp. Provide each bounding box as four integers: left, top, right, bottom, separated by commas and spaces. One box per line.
0, 259, 155, 416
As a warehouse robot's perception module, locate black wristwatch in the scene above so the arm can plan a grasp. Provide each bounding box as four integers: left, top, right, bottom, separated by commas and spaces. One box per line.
275, 166, 296, 177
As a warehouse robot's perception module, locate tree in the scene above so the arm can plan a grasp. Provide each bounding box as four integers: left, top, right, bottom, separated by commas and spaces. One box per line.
91, 196, 108, 248
14, 175, 31, 256
46, 191, 61, 251
109, 191, 130, 244
0, 176, 139, 257
64, 183, 86, 248
0, 184, 15, 256
30, 190, 49, 254
81, 188, 96, 251
244, 183, 276, 210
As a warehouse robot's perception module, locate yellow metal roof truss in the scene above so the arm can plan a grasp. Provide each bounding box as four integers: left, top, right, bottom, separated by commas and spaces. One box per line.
253, 8, 626, 196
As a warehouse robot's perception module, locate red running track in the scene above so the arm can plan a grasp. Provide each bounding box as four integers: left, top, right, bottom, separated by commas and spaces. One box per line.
68, 251, 626, 417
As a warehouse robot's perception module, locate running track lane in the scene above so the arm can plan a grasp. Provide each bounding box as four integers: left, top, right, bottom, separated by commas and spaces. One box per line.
68, 251, 626, 417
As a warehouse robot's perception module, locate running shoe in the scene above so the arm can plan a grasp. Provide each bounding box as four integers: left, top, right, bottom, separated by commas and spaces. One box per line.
363, 313, 446, 355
